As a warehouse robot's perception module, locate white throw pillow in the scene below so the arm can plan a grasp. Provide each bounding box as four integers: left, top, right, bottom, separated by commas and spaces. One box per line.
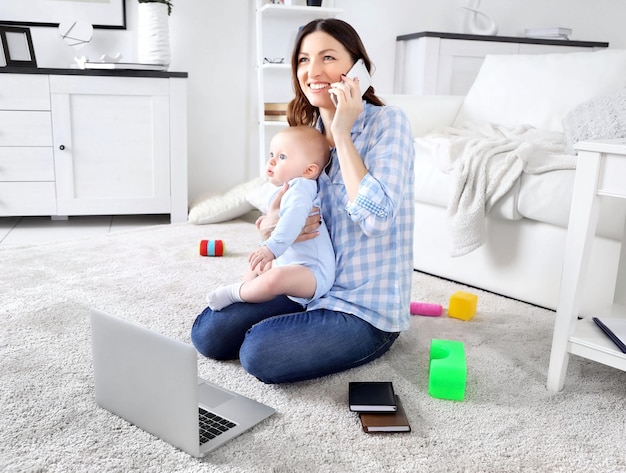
454, 49, 626, 132
562, 88, 626, 154
245, 181, 279, 214
188, 177, 265, 224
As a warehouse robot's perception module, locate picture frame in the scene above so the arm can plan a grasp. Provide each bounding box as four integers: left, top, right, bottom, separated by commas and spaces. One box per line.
0, 26, 37, 68
0, 0, 126, 30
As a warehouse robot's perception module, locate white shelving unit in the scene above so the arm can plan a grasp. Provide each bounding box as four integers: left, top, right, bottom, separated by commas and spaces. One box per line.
254, 0, 340, 175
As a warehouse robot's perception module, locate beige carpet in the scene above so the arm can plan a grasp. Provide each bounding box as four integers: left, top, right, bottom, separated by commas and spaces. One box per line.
1, 216, 625, 473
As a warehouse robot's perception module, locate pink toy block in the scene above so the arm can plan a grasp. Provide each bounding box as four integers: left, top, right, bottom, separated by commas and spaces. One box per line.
448, 291, 478, 321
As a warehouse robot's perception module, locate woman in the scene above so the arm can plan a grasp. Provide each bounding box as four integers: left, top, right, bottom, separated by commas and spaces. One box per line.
191, 18, 414, 384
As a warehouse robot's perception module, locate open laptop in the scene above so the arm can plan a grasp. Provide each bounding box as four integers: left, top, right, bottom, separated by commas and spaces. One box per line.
90, 308, 275, 457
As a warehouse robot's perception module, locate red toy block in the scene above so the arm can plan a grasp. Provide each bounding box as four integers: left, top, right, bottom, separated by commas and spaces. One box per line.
199, 239, 225, 257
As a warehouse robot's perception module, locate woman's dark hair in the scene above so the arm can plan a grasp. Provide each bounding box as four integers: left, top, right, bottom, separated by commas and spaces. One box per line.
287, 18, 384, 126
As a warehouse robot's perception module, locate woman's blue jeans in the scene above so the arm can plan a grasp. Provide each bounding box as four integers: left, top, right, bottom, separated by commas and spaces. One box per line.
190, 296, 399, 384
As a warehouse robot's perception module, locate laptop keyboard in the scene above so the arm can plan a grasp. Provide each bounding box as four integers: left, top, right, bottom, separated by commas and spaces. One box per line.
198, 407, 237, 445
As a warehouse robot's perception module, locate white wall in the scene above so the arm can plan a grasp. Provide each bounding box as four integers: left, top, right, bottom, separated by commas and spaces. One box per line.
18, 0, 626, 203
338, 0, 626, 103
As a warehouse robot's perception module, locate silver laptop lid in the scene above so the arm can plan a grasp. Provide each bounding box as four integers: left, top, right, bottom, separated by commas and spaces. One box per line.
90, 309, 201, 457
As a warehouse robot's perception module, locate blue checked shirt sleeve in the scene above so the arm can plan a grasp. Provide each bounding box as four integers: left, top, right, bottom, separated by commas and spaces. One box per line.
344, 106, 414, 237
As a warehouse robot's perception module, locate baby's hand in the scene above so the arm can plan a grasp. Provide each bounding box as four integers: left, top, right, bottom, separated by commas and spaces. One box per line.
248, 246, 275, 272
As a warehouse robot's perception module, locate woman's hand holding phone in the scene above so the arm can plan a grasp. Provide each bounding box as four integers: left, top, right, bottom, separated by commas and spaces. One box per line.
329, 59, 371, 136
329, 58, 371, 107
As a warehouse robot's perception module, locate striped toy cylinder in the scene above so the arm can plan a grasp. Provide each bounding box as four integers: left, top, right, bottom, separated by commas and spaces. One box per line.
199, 239, 225, 257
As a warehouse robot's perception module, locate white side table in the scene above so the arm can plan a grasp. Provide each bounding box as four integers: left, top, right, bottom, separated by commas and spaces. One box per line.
547, 139, 626, 392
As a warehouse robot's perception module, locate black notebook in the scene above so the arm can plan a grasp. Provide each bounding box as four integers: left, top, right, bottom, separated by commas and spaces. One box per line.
359, 395, 411, 433
592, 317, 626, 353
349, 382, 397, 412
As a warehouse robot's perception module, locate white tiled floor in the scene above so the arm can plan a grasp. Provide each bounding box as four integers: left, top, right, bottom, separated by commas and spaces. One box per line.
0, 215, 171, 247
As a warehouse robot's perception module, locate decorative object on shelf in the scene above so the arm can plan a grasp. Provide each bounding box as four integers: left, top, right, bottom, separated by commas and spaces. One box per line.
307, 0, 323, 6
138, 0, 173, 15
74, 53, 125, 69
524, 27, 572, 40
58, 20, 93, 49
461, 0, 498, 36
59, 21, 124, 70
264, 57, 285, 64
0, 26, 37, 68
100, 53, 124, 63
137, 0, 173, 67
264, 103, 288, 122
86, 63, 166, 71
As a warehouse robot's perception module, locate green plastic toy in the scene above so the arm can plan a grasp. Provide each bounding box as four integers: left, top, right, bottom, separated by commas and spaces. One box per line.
428, 339, 467, 401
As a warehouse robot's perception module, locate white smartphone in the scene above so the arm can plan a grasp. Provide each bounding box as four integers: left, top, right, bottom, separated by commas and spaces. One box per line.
330, 58, 372, 106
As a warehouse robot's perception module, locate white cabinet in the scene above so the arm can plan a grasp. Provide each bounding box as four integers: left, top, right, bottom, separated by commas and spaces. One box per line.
254, 1, 340, 174
394, 32, 609, 95
0, 70, 188, 223
0, 74, 56, 215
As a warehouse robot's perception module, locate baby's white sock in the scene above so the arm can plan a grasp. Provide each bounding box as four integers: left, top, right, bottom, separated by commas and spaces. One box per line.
206, 282, 244, 311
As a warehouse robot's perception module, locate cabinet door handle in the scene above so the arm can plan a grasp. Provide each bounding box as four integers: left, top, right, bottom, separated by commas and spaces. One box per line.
59, 145, 65, 150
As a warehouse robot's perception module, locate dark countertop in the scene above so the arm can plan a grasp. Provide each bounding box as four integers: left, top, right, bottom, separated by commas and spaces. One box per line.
0, 66, 188, 78
396, 31, 608, 48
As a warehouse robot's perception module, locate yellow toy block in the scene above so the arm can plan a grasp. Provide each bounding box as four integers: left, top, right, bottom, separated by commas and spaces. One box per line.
448, 291, 478, 321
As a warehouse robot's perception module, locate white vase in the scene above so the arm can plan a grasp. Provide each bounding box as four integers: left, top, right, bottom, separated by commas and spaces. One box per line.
462, 0, 498, 36
137, 3, 170, 66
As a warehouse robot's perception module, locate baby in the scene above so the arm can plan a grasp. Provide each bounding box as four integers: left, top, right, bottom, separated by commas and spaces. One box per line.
206, 126, 335, 310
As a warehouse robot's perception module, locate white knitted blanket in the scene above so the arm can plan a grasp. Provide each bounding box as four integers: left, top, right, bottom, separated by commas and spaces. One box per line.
421, 123, 575, 257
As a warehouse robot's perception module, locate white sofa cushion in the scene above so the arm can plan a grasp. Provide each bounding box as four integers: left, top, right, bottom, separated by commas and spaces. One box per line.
245, 181, 277, 214
414, 134, 626, 238
454, 49, 626, 132
381, 94, 464, 137
517, 170, 626, 239
413, 137, 521, 220
188, 177, 265, 224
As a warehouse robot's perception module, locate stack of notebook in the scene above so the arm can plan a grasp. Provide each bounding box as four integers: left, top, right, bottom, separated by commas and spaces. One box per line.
524, 27, 572, 40
348, 381, 411, 433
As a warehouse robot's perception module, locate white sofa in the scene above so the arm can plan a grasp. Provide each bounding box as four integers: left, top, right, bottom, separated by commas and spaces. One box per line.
383, 48, 626, 313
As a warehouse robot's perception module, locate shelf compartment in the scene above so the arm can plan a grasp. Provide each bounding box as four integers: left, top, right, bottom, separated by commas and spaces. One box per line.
569, 308, 626, 370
